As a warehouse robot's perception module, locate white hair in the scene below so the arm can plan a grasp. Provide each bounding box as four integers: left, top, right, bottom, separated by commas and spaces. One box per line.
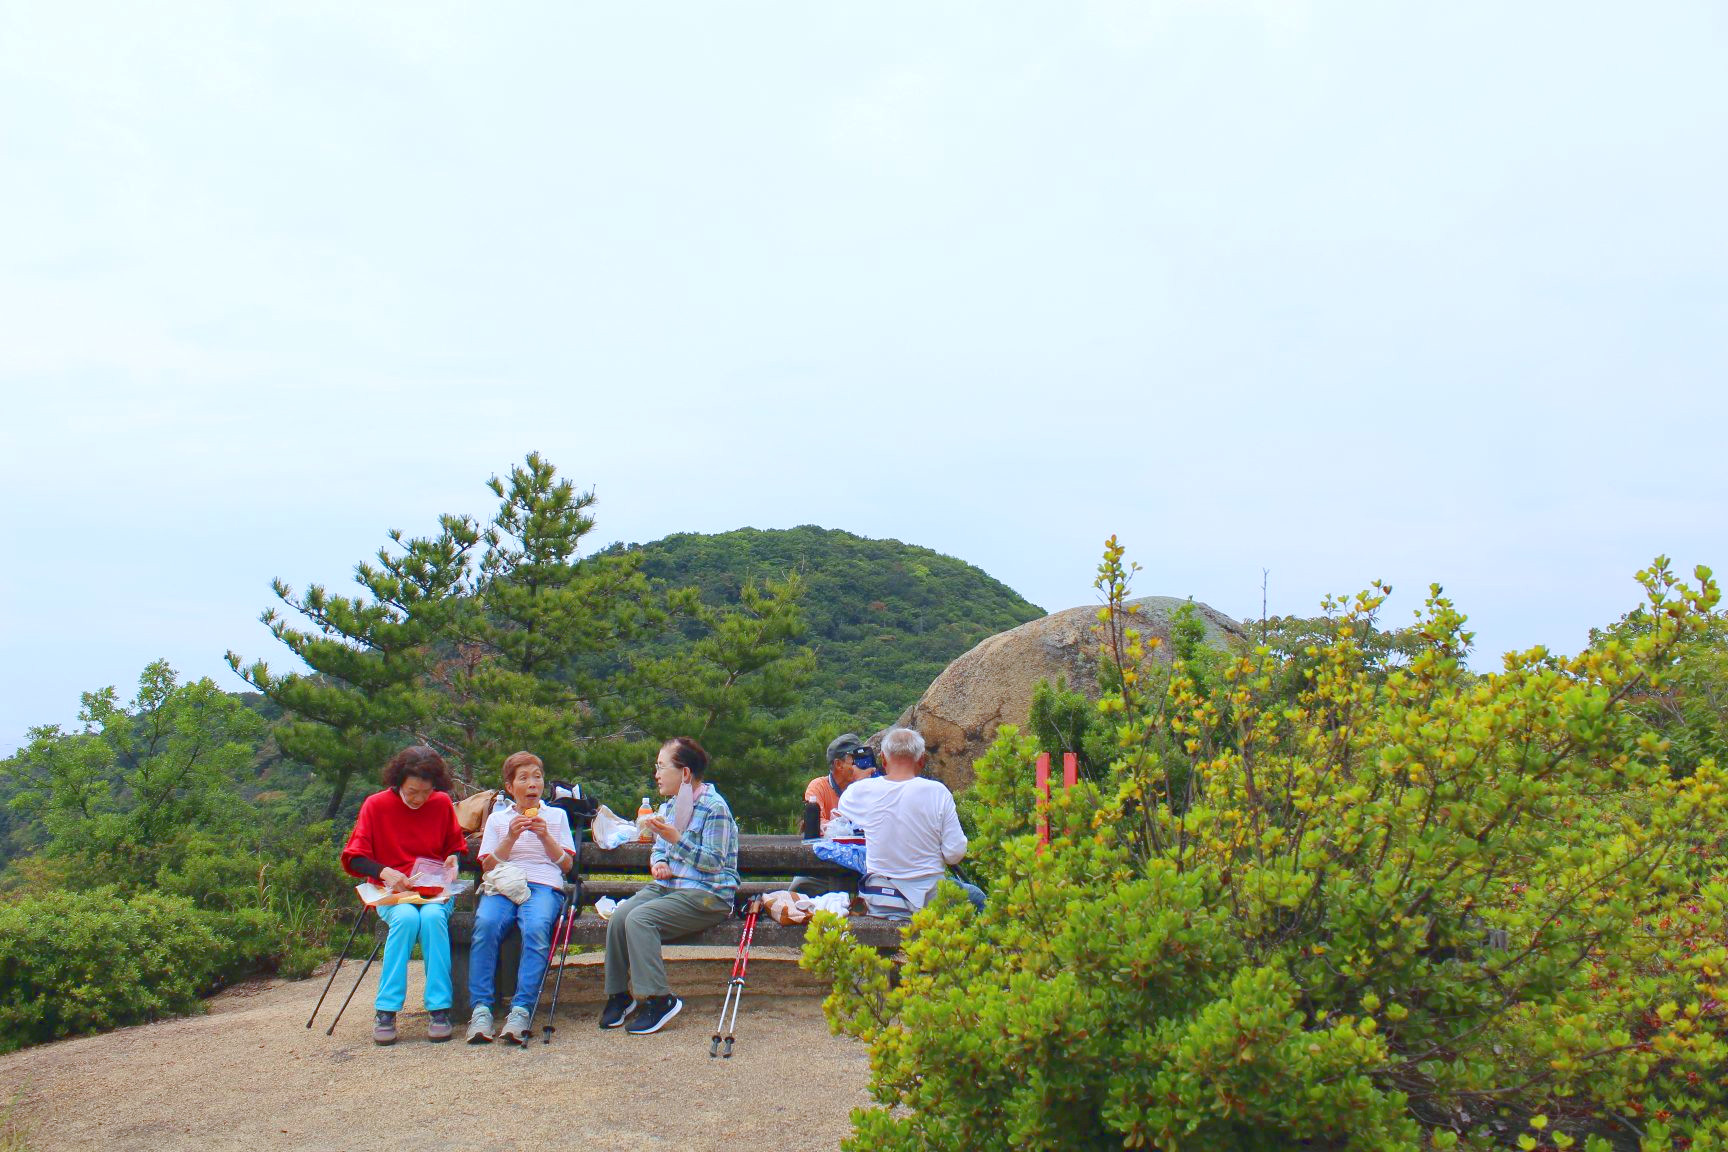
880, 727, 925, 762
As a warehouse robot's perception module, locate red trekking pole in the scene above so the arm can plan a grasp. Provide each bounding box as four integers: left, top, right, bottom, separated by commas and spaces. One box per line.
710, 896, 762, 1058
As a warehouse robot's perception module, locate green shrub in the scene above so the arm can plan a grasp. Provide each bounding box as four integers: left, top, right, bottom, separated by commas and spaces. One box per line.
805, 544, 1728, 1151
150, 824, 351, 983
0, 889, 222, 1052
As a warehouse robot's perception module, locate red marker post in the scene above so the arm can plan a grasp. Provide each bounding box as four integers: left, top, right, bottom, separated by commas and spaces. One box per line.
1035, 752, 1050, 848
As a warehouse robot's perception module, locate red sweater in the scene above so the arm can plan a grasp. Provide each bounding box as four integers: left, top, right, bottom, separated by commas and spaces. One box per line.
341, 788, 467, 878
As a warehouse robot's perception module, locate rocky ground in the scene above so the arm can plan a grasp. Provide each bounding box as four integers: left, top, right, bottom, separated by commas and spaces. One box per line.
0, 953, 872, 1152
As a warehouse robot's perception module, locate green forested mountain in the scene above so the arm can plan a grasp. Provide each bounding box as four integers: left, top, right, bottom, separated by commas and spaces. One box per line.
611, 526, 1045, 725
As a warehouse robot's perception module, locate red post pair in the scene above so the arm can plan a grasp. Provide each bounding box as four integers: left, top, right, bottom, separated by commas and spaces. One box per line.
1035, 752, 1079, 848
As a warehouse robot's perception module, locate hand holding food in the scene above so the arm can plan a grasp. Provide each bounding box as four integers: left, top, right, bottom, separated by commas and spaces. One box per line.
645, 814, 679, 844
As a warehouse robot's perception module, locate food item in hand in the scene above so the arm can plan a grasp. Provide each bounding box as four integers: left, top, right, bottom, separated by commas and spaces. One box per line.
520, 804, 540, 819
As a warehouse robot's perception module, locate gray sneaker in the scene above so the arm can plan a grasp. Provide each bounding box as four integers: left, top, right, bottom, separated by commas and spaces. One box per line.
427, 1009, 453, 1042
373, 1010, 397, 1045
466, 1004, 494, 1044
499, 1006, 532, 1045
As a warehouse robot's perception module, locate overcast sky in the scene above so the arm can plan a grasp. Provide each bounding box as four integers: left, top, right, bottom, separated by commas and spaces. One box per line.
3, 2, 1725, 752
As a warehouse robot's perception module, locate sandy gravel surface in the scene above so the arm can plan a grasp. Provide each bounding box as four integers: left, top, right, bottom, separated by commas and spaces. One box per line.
0, 959, 873, 1152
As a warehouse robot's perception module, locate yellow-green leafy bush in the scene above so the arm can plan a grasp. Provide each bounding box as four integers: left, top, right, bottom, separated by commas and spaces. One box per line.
805, 543, 1728, 1151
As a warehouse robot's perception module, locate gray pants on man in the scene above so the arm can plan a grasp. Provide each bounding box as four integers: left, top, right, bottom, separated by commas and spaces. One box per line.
604, 883, 731, 999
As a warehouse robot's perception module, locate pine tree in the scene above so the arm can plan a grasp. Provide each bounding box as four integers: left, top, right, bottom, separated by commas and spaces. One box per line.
226, 514, 478, 816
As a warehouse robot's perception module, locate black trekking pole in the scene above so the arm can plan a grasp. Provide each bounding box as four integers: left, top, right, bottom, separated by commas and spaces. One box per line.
540, 889, 581, 1044
711, 896, 762, 1058
307, 902, 371, 1030
326, 930, 385, 1037
541, 807, 589, 1045
522, 881, 574, 1049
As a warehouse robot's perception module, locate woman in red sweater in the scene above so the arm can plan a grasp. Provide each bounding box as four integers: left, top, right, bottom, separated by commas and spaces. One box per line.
341, 745, 467, 1045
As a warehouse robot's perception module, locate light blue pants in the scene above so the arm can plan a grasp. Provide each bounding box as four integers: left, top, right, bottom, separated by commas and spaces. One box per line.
469, 884, 563, 1013
375, 900, 453, 1013
951, 878, 987, 911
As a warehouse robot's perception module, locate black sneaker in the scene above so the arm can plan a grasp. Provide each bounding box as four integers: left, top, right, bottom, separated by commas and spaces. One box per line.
626, 995, 682, 1035
598, 992, 637, 1030
373, 1010, 397, 1045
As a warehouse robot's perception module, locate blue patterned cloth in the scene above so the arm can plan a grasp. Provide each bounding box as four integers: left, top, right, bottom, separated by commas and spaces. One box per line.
810, 838, 867, 875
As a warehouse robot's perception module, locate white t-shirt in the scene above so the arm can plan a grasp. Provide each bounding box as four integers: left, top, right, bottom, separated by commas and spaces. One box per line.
834, 776, 967, 910
478, 802, 575, 890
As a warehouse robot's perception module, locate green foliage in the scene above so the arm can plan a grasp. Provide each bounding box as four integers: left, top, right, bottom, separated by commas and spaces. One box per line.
0, 664, 355, 1051
1026, 678, 1113, 784
1593, 605, 1728, 779
617, 525, 1046, 723
433, 454, 660, 775
587, 573, 824, 828
1021, 598, 1231, 789
3, 662, 264, 872
225, 510, 475, 818
234, 483, 1044, 828
807, 541, 1728, 1151
231, 454, 823, 829
0, 888, 223, 1053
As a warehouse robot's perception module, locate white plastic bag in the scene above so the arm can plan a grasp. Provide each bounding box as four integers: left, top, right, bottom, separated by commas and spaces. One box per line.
404, 856, 470, 899
823, 814, 863, 841
481, 860, 531, 904
591, 804, 638, 850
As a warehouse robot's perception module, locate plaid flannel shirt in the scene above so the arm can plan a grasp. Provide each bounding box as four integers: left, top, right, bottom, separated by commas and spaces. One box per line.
648, 785, 740, 903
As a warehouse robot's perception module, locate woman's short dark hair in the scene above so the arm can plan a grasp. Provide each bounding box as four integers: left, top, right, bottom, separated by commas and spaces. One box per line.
383, 745, 453, 792
662, 736, 709, 779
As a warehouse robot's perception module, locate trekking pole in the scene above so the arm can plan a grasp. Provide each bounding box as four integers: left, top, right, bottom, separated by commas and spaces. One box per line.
326, 929, 384, 1037
542, 886, 581, 1044
543, 819, 588, 1045
306, 903, 371, 1029
711, 897, 762, 1058
523, 883, 574, 1050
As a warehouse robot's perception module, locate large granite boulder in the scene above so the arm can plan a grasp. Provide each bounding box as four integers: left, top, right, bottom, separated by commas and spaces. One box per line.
895, 595, 1245, 790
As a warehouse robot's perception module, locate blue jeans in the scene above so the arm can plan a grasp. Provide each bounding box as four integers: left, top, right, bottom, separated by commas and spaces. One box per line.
468, 884, 562, 1013
948, 878, 987, 911
375, 900, 453, 1013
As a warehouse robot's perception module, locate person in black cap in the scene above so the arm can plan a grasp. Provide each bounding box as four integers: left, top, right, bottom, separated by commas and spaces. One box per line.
803, 733, 871, 839
790, 732, 874, 896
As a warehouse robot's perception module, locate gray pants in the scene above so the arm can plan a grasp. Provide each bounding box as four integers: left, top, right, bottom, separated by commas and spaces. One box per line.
604, 883, 731, 999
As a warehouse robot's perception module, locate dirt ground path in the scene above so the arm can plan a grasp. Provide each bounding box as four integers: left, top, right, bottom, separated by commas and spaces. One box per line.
0, 959, 873, 1152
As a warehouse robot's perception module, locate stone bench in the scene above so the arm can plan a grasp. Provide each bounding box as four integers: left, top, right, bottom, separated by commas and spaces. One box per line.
414, 834, 894, 1015
569, 834, 900, 948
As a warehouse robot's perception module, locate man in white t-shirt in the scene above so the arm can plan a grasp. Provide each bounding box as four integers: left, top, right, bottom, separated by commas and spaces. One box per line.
833, 727, 985, 919
466, 751, 575, 1044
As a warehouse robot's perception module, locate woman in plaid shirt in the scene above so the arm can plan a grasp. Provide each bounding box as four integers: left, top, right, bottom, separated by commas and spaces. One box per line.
598, 736, 740, 1035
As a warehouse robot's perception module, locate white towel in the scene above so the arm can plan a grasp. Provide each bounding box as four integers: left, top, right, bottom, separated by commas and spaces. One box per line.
481, 860, 531, 904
